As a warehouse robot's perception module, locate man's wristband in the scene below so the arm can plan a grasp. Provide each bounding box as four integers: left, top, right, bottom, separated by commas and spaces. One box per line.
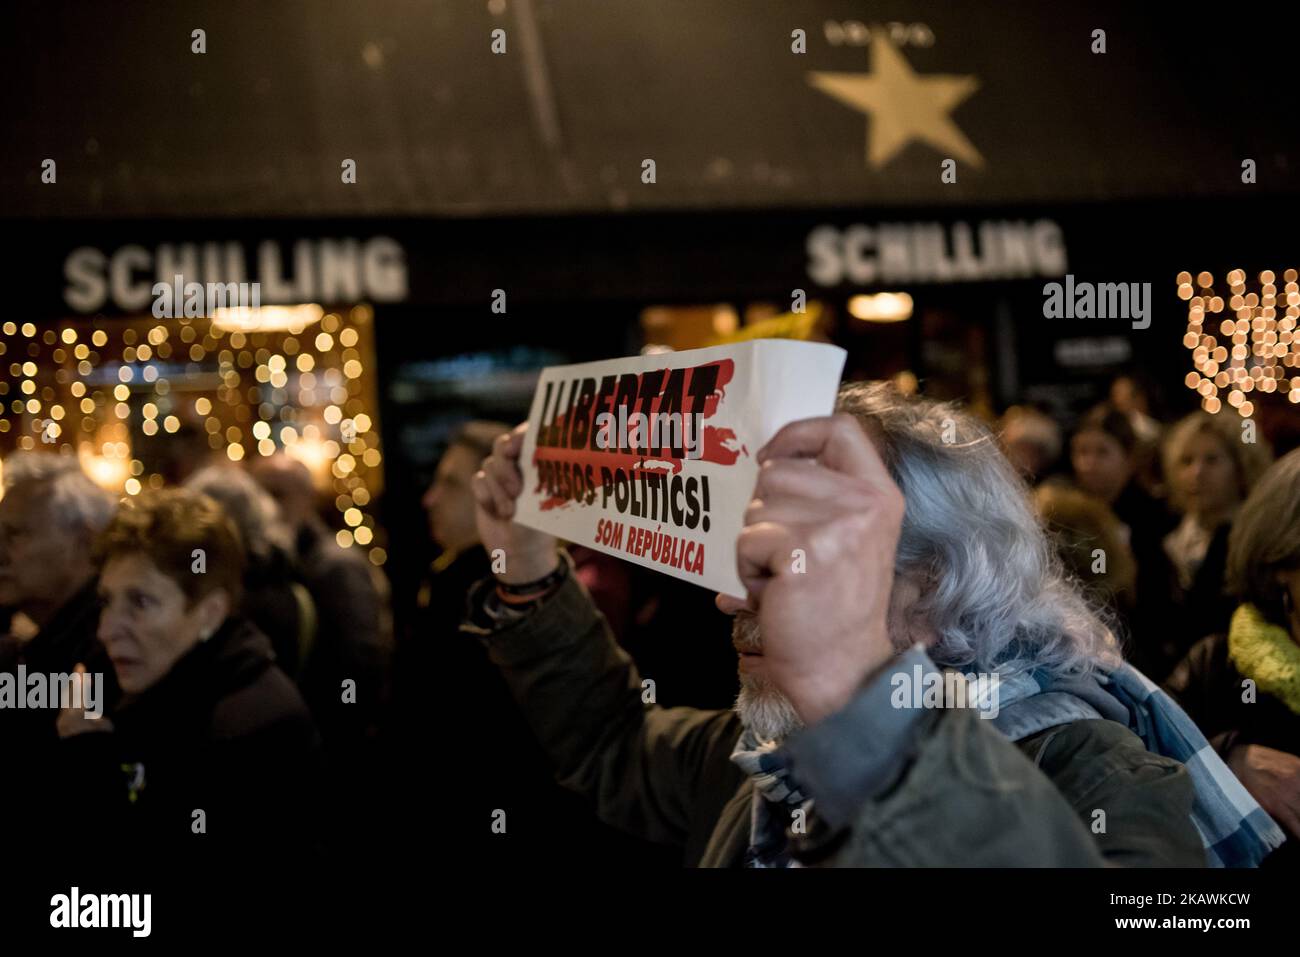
484, 555, 570, 624
495, 560, 566, 597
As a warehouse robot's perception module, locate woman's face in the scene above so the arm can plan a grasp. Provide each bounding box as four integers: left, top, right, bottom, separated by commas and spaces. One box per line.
97, 552, 227, 694
1173, 431, 1240, 519
1071, 430, 1132, 504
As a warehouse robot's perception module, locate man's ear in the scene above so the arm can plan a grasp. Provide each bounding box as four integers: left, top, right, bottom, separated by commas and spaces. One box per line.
194, 588, 231, 639
888, 573, 936, 651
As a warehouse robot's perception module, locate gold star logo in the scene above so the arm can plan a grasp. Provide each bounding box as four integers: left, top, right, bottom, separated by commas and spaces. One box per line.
808, 36, 983, 169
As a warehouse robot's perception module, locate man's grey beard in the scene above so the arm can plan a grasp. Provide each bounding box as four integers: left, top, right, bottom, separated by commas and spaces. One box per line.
732, 612, 804, 743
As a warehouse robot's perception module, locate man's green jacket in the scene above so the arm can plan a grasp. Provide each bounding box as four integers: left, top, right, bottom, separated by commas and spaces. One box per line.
465, 571, 1206, 867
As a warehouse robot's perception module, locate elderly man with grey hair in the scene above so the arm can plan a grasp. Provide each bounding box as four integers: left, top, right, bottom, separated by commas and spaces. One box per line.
1, 453, 122, 821
465, 382, 1285, 867
1, 453, 117, 671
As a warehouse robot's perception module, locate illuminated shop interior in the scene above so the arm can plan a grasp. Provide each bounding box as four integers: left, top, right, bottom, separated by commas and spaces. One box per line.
0, 303, 388, 567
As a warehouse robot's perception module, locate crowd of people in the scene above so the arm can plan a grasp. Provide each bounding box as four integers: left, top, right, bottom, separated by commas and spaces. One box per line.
0, 451, 392, 885
1001, 377, 1278, 684
2, 371, 1299, 875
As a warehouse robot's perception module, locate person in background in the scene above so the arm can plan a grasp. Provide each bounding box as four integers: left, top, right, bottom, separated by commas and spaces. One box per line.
1070, 404, 1169, 550
248, 452, 392, 878
1110, 375, 1165, 498
249, 453, 391, 755
0, 454, 120, 788
185, 464, 316, 679
1151, 412, 1272, 670
0, 453, 105, 644
414, 421, 513, 629
394, 421, 671, 865
999, 405, 1063, 485
1070, 404, 1175, 674
1034, 483, 1137, 638
413, 420, 638, 647
154, 414, 223, 487
1110, 375, 1163, 445
55, 489, 324, 889
1165, 448, 1300, 866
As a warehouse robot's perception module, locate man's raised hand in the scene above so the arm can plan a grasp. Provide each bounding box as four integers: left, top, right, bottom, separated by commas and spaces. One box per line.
736, 414, 905, 727
471, 423, 560, 585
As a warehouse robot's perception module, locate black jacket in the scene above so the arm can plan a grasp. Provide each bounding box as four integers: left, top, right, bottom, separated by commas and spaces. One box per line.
57, 617, 325, 884
295, 522, 390, 754
464, 568, 1204, 867
1165, 631, 1300, 866
389, 547, 680, 867
0, 579, 120, 810
10, 580, 107, 670
1135, 523, 1234, 682
242, 544, 313, 677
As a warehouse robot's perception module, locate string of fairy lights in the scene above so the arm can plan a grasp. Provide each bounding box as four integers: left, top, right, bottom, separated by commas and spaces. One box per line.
0, 304, 387, 567
1177, 269, 1300, 417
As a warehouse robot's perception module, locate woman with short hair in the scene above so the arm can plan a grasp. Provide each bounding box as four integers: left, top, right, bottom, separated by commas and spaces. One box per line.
1070, 404, 1175, 677
56, 488, 324, 886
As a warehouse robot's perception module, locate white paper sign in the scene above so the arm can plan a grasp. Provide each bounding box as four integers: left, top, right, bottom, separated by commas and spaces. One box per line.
514, 339, 847, 596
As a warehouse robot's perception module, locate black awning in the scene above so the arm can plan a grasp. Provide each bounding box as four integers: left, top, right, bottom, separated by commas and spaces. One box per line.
2, 0, 1295, 219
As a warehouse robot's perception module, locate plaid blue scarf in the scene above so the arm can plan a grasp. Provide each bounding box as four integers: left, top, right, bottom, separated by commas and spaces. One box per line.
729, 728, 808, 868
990, 660, 1286, 868
730, 661, 1286, 868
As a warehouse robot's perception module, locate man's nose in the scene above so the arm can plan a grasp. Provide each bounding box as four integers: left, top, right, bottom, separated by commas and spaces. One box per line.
715, 592, 753, 616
